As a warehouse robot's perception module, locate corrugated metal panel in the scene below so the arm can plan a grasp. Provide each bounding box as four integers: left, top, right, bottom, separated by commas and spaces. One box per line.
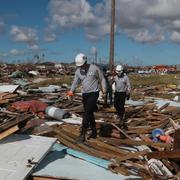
0, 134, 56, 180
33, 143, 132, 180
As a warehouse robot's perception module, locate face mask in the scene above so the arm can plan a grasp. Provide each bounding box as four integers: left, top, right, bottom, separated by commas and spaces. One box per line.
117, 71, 123, 76
80, 68, 86, 75
80, 64, 89, 75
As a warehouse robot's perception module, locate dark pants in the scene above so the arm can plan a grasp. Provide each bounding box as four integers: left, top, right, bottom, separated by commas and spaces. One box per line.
82, 92, 99, 129
114, 92, 126, 119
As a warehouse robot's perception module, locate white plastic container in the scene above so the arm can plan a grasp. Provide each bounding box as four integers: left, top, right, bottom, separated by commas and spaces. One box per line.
45, 106, 67, 120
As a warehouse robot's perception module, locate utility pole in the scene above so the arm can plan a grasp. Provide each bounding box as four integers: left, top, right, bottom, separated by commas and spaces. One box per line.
109, 0, 115, 73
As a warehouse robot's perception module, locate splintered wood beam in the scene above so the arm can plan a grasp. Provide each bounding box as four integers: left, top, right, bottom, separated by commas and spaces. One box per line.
0, 114, 32, 133
111, 123, 133, 140
127, 119, 170, 134
53, 126, 115, 159
99, 137, 172, 149
0, 125, 19, 140
174, 129, 180, 150
147, 150, 180, 159
59, 124, 127, 155
87, 138, 126, 156
116, 149, 149, 162
158, 102, 170, 112
53, 125, 128, 162
33, 176, 59, 180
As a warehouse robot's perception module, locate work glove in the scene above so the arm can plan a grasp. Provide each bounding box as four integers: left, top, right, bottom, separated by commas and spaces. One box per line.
66, 90, 74, 98
126, 94, 130, 100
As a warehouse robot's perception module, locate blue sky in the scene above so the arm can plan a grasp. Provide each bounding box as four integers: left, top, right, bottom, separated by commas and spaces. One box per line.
0, 0, 180, 65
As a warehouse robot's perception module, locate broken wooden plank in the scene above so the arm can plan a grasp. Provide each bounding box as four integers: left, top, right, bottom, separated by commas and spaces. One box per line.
111, 123, 133, 140
116, 150, 149, 162
0, 125, 19, 140
99, 137, 172, 149
0, 114, 32, 133
147, 150, 180, 160
33, 176, 59, 180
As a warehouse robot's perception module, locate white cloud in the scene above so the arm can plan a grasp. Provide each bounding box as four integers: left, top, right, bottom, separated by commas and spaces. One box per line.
47, 0, 110, 41
10, 25, 38, 44
46, 0, 180, 44
44, 33, 56, 42
48, 0, 95, 28
85, 23, 111, 41
172, 20, 180, 29
0, 49, 27, 58
146, 0, 180, 18
90, 46, 97, 54
126, 29, 165, 43
10, 25, 41, 51
10, 49, 23, 56
170, 31, 180, 42
0, 52, 8, 57
9, 49, 33, 57
28, 44, 40, 50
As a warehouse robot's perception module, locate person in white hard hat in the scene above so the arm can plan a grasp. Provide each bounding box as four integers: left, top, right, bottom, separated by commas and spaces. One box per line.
67, 53, 106, 142
112, 64, 131, 131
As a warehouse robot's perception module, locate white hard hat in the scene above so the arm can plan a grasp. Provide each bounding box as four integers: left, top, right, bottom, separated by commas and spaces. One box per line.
116, 65, 123, 73
75, 53, 87, 67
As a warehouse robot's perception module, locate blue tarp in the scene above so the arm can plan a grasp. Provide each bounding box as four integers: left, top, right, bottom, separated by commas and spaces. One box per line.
33, 143, 136, 180
53, 143, 111, 169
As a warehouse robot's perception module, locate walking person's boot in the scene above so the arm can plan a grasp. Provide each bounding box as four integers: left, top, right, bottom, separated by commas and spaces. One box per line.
119, 115, 127, 139
123, 120, 128, 131
87, 126, 97, 140
119, 115, 124, 129
77, 127, 86, 143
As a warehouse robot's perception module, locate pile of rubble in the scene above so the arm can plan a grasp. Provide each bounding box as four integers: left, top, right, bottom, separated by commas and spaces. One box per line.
0, 72, 180, 179
46, 94, 180, 179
